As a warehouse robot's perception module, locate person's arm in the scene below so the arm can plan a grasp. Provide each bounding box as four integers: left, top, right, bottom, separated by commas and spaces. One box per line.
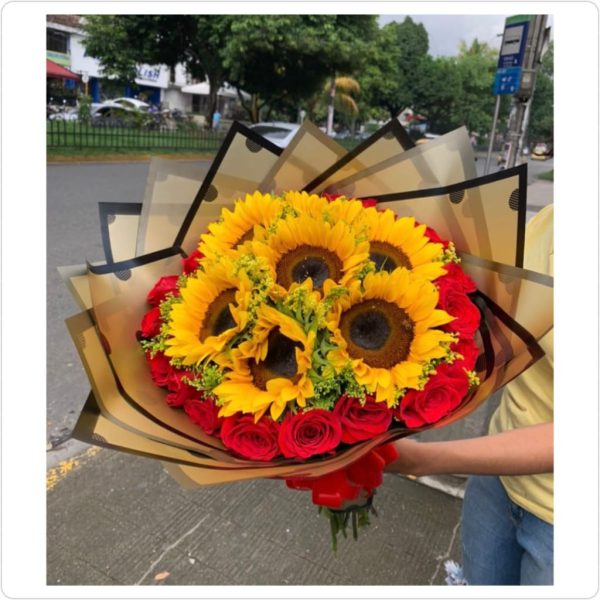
385, 422, 553, 477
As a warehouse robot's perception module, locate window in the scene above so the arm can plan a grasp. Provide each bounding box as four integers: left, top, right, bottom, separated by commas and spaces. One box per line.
47, 29, 69, 54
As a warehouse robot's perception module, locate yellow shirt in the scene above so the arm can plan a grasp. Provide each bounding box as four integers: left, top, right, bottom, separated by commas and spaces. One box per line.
488, 204, 554, 524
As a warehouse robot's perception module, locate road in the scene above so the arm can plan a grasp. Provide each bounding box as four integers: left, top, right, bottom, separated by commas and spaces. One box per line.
46, 155, 552, 465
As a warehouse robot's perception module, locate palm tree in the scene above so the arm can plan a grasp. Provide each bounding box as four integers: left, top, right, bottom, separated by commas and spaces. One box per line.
324, 76, 361, 135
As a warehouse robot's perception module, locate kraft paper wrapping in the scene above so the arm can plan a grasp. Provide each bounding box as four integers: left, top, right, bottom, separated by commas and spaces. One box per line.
136, 159, 208, 256
304, 118, 416, 194
258, 121, 348, 194
61, 120, 553, 487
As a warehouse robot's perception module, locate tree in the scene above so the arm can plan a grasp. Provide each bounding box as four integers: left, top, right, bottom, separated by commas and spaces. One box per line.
82, 15, 234, 127
528, 41, 553, 144
452, 39, 501, 135
222, 15, 377, 123
411, 55, 463, 133
360, 17, 430, 119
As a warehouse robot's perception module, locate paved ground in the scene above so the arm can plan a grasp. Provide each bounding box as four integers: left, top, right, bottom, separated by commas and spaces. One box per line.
47, 450, 462, 586
45, 157, 553, 587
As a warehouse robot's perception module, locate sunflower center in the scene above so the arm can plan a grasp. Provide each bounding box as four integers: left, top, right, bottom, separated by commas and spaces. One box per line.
249, 328, 302, 390
369, 241, 412, 273
199, 288, 237, 341
276, 244, 343, 290
340, 299, 414, 368
235, 228, 255, 247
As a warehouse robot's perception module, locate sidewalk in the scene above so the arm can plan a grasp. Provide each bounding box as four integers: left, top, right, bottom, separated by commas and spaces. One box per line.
47, 448, 462, 586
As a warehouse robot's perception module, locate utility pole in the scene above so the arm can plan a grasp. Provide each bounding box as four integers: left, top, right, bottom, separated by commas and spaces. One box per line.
504, 15, 550, 169
486, 15, 551, 173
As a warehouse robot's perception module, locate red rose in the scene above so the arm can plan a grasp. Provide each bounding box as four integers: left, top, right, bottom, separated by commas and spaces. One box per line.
184, 396, 223, 435
451, 337, 480, 371
360, 198, 378, 208
182, 248, 204, 275
422, 224, 448, 247
140, 306, 162, 339
166, 370, 198, 407
322, 193, 341, 202
333, 394, 393, 444
145, 351, 173, 387
442, 262, 477, 293
147, 275, 179, 306
220, 414, 280, 461
396, 363, 470, 428
436, 277, 480, 339
278, 409, 342, 459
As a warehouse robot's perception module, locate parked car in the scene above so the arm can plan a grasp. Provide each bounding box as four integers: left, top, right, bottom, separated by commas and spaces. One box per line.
249, 122, 300, 148
531, 142, 553, 161
91, 101, 142, 127
111, 97, 151, 111
48, 107, 79, 122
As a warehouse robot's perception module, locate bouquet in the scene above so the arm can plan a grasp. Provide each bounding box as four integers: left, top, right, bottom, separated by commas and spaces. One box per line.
61, 120, 553, 550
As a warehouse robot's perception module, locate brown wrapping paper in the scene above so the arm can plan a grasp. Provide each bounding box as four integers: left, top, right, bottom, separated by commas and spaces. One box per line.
61, 121, 553, 488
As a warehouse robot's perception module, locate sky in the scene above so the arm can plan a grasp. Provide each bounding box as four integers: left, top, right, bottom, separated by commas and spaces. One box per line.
378, 14, 553, 57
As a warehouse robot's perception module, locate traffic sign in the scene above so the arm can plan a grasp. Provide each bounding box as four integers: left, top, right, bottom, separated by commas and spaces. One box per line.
497, 20, 530, 69
493, 66, 522, 95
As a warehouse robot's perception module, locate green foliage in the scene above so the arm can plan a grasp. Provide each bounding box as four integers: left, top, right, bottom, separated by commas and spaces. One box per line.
528, 41, 554, 143
222, 16, 377, 122
359, 17, 429, 119
77, 95, 92, 125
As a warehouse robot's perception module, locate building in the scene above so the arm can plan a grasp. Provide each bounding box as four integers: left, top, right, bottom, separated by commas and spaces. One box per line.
46, 15, 246, 121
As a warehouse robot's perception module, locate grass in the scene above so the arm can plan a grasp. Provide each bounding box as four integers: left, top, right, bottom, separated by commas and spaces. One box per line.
46, 120, 366, 162
47, 147, 217, 162
538, 169, 554, 182
47, 120, 225, 162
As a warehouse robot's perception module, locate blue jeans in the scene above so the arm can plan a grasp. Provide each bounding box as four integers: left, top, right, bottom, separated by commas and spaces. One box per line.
460, 475, 554, 585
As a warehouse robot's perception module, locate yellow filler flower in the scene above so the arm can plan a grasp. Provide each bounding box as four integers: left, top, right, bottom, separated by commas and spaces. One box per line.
214, 305, 315, 421
164, 261, 250, 365
326, 270, 455, 406
363, 208, 447, 280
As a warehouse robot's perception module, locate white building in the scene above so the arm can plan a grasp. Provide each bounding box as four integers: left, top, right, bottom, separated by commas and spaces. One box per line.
46, 15, 246, 121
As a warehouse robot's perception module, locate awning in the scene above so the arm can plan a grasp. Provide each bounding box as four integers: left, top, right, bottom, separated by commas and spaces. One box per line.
47, 59, 80, 81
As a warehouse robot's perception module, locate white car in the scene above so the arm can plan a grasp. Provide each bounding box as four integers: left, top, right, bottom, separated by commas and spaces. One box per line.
249, 122, 300, 148
48, 107, 79, 122
112, 97, 151, 111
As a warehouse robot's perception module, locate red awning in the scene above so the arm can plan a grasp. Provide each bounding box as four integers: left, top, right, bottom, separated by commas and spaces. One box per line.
47, 59, 80, 81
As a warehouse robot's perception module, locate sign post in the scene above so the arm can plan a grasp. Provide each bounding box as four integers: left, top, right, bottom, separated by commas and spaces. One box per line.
485, 15, 532, 174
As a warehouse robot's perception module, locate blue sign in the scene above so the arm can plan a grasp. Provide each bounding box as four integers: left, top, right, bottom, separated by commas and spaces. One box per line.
493, 67, 523, 95
497, 21, 529, 69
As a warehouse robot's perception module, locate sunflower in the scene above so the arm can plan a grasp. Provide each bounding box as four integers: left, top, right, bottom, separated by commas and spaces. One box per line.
199, 191, 281, 259
363, 208, 447, 280
164, 261, 250, 365
251, 213, 370, 293
213, 306, 315, 421
324, 196, 370, 229
326, 270, 455, 406
281, 190, 330, 220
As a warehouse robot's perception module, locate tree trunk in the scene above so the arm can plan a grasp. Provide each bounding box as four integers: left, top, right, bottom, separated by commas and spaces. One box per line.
326, 78, 336, 136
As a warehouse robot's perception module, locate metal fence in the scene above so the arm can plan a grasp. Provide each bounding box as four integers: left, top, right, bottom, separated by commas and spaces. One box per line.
47, 119, 227, 152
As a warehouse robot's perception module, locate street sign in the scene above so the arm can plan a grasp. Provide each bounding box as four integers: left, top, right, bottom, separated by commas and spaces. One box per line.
81, 72, 89, 84
498, 21, 529, 68
493, 66, 522, 95
493, 15, 531, 95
